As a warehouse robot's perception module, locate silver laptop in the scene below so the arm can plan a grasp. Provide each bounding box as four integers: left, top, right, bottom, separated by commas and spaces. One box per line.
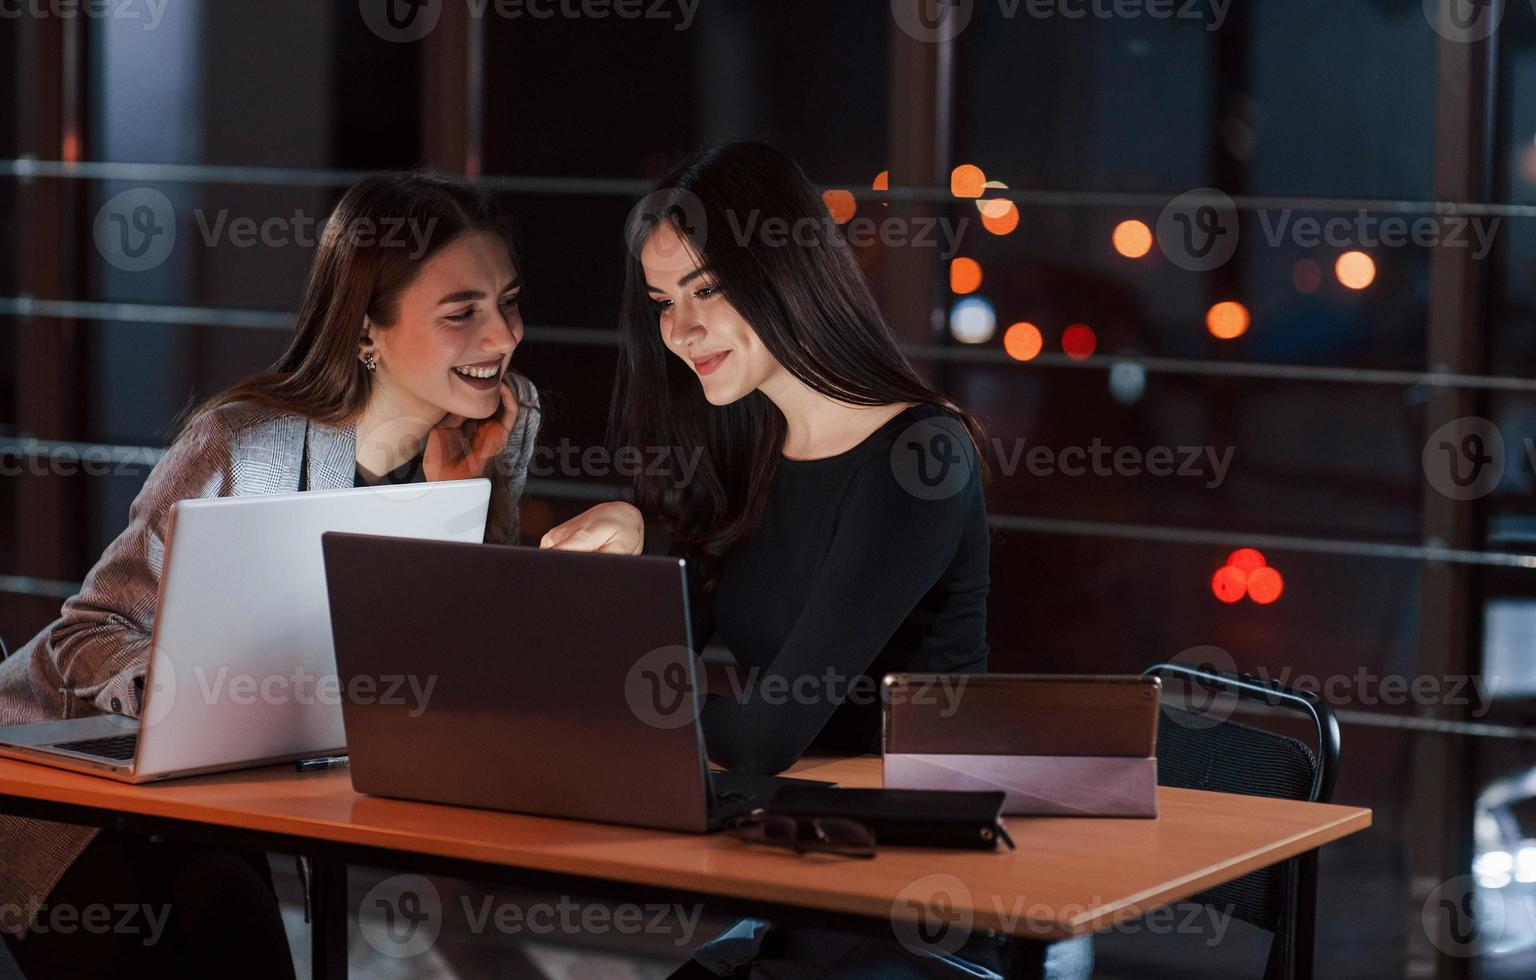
0, 479, 492, 782
322, 534, 831, 832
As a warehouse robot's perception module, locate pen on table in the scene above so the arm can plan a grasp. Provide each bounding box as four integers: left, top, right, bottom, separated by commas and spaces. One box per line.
295, 755, 349, 772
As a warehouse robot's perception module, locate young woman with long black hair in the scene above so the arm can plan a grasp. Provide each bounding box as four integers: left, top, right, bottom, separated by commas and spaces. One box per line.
0, 172, 540, 979
547, 142, 1094, 978
551, 140, 990, 772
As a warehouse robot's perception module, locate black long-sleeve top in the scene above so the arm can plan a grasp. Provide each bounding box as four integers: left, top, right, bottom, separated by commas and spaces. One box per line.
692, 403, 990, 774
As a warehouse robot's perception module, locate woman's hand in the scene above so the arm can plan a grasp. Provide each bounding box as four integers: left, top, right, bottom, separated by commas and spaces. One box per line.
424, 376, 519, 483
540, 502, 645, 555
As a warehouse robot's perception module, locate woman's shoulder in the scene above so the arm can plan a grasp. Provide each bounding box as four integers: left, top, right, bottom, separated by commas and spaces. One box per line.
504, 370, 542, 425
505, 369, 539, 403
183, 399, 300, 438
171, 399, 308, 463
502, 370, 543, 446
847, 402, 984, 507
868, 402, 980, 462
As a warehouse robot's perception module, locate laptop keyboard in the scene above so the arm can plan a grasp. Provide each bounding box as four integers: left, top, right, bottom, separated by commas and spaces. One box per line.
51, 733, 138, 762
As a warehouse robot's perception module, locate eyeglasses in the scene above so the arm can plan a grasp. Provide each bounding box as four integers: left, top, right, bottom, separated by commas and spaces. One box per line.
726, 810, 877, 859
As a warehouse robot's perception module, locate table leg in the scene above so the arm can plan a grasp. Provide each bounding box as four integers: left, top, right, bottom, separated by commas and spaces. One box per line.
310, 858, 348, 980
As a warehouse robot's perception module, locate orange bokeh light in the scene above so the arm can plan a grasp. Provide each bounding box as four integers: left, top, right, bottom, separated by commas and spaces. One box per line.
951, 164, 987, 199
1003, 322, 1044, 362
1247, 566, 1284, 604
950, 258, 983, 295
1336, 251, 1376, 290
1226, 548, 1266, 574
1062, 323, 1097, 360
1112, 220, 1154, 259
873, 170, 889, 191
1212, 566, 1248, 604
821, 189, 857, 225
981, 202, 1020, 236
1206, 301, 1251, 340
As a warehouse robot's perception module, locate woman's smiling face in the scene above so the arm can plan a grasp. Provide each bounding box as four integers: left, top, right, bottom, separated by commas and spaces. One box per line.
642, 222, 782, 406
367, 230, 524, 422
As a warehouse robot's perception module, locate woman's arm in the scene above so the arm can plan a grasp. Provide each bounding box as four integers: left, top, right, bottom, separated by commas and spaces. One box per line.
29, 410, 238, 720
700, 441, 986, 775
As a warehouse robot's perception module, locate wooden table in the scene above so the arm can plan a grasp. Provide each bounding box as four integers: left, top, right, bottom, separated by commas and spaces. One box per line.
0, 754, 1370, 978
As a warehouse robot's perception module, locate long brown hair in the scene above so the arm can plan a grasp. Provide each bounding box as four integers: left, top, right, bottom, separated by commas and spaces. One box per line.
189, 172, 527, 542
610, 142, 987, 582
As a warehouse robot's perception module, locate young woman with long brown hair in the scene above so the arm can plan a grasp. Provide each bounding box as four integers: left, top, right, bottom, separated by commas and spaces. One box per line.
0, 172, 540, 978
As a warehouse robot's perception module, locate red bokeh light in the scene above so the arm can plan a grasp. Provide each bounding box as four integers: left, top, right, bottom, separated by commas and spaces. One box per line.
1211, 549, 1283, 605
1247, 567, 1284, 604
1062, 323, 1097, 360
1226, 548, 1266, 574
1212, 566, 1248, 604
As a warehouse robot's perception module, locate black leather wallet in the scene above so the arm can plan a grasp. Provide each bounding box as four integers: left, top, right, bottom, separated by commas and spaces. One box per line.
764, 786, 1015, 851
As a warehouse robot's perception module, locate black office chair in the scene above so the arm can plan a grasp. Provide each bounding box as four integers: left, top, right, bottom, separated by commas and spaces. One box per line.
1142, 662, 1341, 980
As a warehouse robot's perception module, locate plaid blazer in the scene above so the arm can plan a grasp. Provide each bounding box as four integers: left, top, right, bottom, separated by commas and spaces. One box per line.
0, 372, 541, 937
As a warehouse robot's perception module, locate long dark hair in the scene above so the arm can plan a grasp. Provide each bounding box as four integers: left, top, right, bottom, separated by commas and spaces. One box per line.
610, 141, 986, 580
188, 172, 529, 542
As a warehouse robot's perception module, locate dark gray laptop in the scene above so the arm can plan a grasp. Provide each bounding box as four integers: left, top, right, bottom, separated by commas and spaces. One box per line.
320, 532, 828, 832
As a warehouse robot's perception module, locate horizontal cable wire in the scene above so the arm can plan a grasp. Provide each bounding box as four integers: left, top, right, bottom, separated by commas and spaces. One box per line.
1229, 701, 1536, 742
1, 158, 652, 198
2, 297, 294, 331
3, 437, 1532, 570
1, 569, 1527, 741
912, 343, 1536, 392
7, 158, 1536, 219
1329, 708, 1536, 742
6, 297, 1536, 392
0, 437, 168, 468
988, 514, 1536, 569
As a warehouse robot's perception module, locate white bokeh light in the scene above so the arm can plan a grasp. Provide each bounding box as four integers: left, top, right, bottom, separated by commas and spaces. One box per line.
949, 297, 997, 345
